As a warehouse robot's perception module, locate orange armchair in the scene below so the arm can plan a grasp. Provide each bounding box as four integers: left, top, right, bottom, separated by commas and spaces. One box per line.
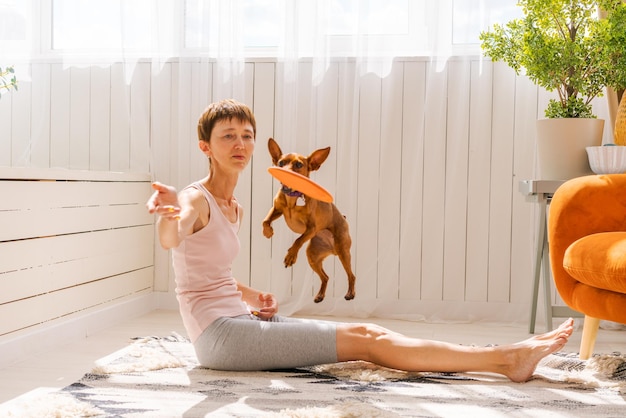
549, 174, 626, 359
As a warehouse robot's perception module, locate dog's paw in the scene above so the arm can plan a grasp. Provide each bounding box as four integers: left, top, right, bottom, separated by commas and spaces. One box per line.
344, 291, 355, 301
262, 224, 274, 238
284, 250, 298, 267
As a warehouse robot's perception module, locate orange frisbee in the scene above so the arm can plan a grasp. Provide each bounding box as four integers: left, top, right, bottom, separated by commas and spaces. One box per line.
268, 166, 333, 203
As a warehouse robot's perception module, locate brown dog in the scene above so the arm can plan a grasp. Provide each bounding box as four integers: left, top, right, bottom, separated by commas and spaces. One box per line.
262, 138, 356, 303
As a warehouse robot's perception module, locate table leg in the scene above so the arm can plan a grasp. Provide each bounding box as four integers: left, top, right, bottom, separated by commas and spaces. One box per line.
529, 197, 547, 334
542, 227, 553, 331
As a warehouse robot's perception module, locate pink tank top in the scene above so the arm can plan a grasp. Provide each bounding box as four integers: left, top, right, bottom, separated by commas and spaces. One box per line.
172, 182, 250, 342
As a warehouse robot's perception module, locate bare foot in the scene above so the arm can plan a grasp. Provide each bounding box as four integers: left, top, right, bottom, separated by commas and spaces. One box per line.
501, 318, 574, 382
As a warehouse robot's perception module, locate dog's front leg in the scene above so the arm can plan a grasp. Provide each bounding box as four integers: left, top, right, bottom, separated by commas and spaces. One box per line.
262, 206, 283, 238
284, 227, 317, 267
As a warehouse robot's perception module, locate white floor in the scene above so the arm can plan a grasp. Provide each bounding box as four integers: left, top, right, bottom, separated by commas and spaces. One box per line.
1, 309, 625, 406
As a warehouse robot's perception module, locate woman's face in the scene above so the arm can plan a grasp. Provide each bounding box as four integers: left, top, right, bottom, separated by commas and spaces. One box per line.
203, 118, 255, 172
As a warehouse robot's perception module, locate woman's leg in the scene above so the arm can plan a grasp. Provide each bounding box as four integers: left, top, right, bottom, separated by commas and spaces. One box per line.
336, 318, 574, 383
194, 315, 338, 370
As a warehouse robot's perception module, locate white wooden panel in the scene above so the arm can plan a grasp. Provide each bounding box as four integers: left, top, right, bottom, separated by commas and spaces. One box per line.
590, 95, 612, 144
175, 61, 193, 188
90, 66, 112, 171
189, 60, 212, 180
315, 63, 342, 299
0, 168, 150, 181
30, 63, 52, 168
0, 84, 11, 166
0, 225, 154, 304
69, 67, 91, 170
377, 62, 403, 300
213, 60, 248, 105
488, 62, 516, 302
11, 64, 31, 167
1, 205, 152, 242
442, 60, 471, 301
267, 61, 300, 303
399, 61, 426, 300
465, 60, 493, 302
249, 62, 276, 292
168, 61, 182, 188
510, 74, 539, 306
110, 63, 131, 171
151, 62, 173, 293
150, 62, 174, 186
355, 72, 381, 301
130, 62, 151, 173
0, 224, 152, 275
335, 61, 360, 302
50, 64, 71, 168
1, 180, 153, 210
1, 180, 153, 242
291, 61, 316, 301
232, 63, 255, 287
0, 170, 154, 338
536, 87, 555, 120
421, 62, 448, 301
268, 60, 292, 299
0, 267, 153, 336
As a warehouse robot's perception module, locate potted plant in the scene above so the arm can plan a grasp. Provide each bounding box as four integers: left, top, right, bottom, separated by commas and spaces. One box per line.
0, 65, 18, 98
479, 0, 626, 180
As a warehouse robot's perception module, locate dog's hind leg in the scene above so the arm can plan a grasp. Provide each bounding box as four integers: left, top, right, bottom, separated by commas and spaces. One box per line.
306, 233, 334, 303
334, 235, 356, 301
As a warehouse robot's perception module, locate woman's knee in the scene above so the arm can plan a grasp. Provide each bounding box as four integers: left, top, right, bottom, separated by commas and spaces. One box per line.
336, 323, 390, 361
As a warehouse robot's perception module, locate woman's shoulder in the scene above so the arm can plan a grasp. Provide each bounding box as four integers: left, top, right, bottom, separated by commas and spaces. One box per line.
181, 184, 206, 201
180, 183, 211, 230
180, 184, 211, 214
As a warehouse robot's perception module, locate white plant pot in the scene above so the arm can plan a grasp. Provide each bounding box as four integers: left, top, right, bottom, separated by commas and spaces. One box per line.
586, 145, 626, 174
536, 118, 604, 180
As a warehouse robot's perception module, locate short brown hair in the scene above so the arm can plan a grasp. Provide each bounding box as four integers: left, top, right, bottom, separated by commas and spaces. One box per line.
197, 99, 257, 143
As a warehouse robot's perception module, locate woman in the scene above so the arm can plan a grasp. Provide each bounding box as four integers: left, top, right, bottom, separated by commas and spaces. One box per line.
147, 99, 574, 382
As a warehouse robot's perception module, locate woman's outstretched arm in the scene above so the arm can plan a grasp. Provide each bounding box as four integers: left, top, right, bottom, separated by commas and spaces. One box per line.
147, 181, 201, 249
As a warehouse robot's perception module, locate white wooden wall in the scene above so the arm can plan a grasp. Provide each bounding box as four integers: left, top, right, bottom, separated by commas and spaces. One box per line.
0, 57, 613, 325
0, 168, 154, 340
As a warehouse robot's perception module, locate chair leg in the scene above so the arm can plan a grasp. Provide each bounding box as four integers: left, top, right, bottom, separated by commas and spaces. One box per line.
579, 316, 600, 360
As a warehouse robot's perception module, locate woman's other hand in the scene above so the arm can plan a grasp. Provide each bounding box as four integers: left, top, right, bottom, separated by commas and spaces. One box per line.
254, 293, 278, 320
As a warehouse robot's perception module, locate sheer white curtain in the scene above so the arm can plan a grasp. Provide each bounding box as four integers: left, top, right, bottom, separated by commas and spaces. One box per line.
1, 0, 536, 319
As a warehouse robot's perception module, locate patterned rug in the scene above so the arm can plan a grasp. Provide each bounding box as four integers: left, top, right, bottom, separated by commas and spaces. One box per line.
5, 333, 626, 417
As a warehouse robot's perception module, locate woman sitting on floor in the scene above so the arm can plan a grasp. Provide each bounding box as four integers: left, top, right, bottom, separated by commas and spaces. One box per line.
147, 98, 574, 383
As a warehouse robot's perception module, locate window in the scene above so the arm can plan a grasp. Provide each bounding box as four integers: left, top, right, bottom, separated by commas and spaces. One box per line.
0, 0, 524, 60
0, 0, 32, 57
327, 0, 409, 35
51, 0, 154, 51
452, 0, 522, 45
183, 0, 412, 56
185, 0, 285, 49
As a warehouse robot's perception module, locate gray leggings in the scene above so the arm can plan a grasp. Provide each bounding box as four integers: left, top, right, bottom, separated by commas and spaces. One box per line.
193, 314, 338, 371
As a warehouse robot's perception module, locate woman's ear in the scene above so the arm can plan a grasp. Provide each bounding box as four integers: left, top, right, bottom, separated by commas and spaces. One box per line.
199, 140, 210, 156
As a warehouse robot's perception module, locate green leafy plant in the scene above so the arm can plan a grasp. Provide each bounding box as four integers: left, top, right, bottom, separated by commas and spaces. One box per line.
479, 0, 626, 118
0, 65, 18, 98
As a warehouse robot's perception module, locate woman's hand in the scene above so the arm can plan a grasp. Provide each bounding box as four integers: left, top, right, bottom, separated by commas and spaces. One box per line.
252, 293, 278, 320
147, 181, 181, 220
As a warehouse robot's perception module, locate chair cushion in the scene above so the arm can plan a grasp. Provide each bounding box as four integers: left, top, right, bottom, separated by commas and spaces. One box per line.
564, 232, 626, 294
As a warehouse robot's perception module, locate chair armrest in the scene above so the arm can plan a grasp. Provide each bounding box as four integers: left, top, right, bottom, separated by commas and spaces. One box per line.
549, 174, 626, 306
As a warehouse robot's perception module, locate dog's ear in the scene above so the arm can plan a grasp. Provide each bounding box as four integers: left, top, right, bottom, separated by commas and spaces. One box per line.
267, 138, 283, 166
308, 147, 331, 171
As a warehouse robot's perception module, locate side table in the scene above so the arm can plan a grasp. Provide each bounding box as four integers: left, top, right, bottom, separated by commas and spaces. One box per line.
519, 180, 583, 333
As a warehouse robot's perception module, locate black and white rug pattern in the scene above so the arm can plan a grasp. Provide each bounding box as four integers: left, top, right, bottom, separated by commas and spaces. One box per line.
6, 334, 626, 417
